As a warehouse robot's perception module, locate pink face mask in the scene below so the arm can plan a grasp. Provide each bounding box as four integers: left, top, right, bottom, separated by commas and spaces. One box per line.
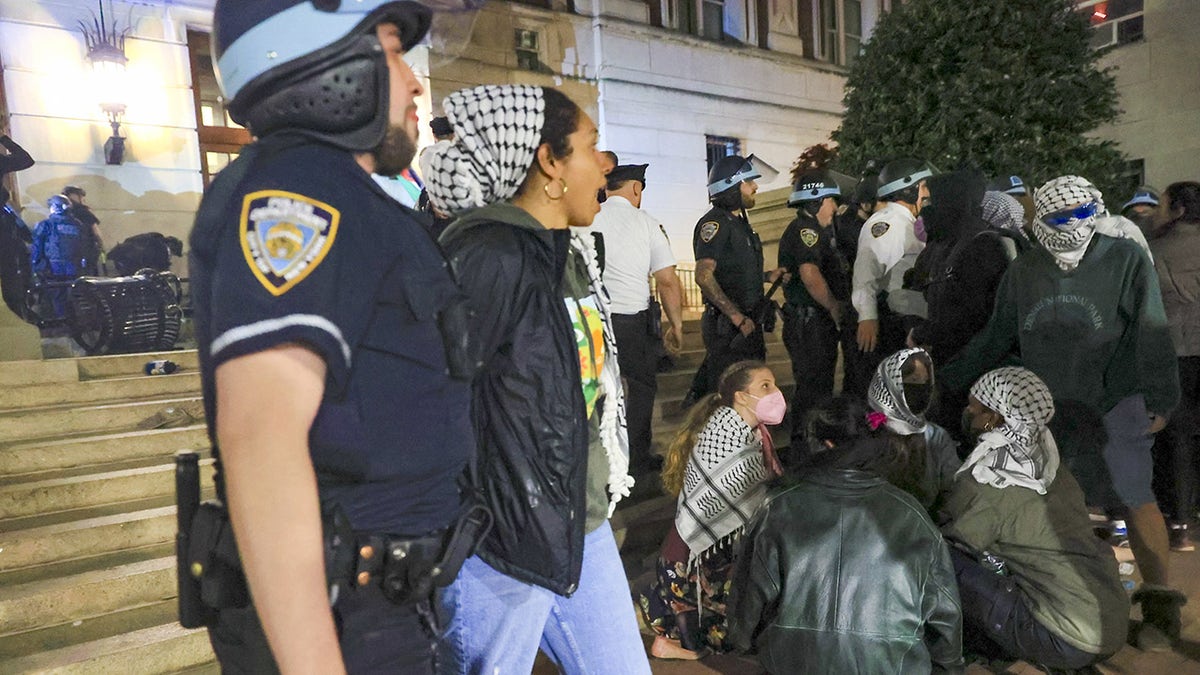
747, 390, 787, 426
913, 215, 927, 242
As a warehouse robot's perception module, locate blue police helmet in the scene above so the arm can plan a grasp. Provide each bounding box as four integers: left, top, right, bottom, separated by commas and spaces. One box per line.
707, 154, 778, 198
47, 194, 71, 214
876, 158, 934, 199
788, 170, 841, 208
987, 175, 1027, 196
213, 1, 437, 151
1122, 187, 1160, 213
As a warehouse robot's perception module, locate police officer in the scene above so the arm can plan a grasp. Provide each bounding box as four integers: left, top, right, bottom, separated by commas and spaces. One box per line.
685, 154, 784, 402
778, 171, 849, 445
852, 158, 932, 375
30, 194, 89, 318
190, 2, 477, 673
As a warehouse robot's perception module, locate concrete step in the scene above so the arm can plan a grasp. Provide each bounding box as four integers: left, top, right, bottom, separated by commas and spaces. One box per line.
0, 459, 214, 521
655, 354, 793, 393
0, 396, 204, 444
0, 598, 177, 662
0, 505, 176, 573
0, 425, 209, 477
0, 619, 212, 674
0, 350, 198, 388
0, 372, 201, 411
75, 350, 199, 381
0, 554, 176, 636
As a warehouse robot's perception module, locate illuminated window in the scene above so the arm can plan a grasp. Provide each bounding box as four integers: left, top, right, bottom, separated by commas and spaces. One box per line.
187, 31, 251, 187
514, 29, 542, 72
1078, 0, 1144, 49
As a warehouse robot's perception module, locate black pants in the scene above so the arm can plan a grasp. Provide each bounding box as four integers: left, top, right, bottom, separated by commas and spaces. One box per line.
208, 585, 445, 674
687, 306, 766, 400
782, 305, 838, 447
1153, 355, 1200, 522
950, 547, 1106, 670
849, 310, 917, 396
837, 305, 870, 399
613, 311, 660, 471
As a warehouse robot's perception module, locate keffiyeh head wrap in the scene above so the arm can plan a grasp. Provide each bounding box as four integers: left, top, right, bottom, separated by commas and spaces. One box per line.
981, 190, 1027, 233
957, 366, 1060, 493
424, 85, 545, 216
867, 348, 931, 436
1033, 175, 1103, 267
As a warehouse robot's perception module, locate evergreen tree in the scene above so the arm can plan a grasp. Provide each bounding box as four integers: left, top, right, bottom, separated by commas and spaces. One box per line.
832, 0, 1133, 199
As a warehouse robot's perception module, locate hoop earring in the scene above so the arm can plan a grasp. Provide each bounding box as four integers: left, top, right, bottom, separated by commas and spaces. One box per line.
544, 178, 568, 201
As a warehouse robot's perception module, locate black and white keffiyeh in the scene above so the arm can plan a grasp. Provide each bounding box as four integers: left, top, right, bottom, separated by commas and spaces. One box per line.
1032, 175, 1103, 268
981, 190, 1027, 234
677, 406, 771, 563
868, 348, 930, 436
957, 366, 1060, 494
424, 85, 545, 217
569, 231, 634, 514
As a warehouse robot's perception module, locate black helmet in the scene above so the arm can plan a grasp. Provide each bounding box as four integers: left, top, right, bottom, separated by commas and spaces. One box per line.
213, 0, 433, 151
788, 170, 841, 207
876, 158, 934, 199
707, 154, 778, 198
988, 175, 1027, 196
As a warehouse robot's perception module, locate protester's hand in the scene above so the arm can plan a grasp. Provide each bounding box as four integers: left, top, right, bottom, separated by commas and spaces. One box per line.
906, 328, 918, 349
766, 267, 786, 284
664, 322, 684, 356
857, 319, 879, 352
1147, 413, 1167, 434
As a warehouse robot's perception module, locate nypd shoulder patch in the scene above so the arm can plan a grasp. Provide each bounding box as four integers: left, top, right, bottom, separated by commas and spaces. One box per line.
699, 221, 720, 243
240, 190, 340, 296
870, 221, 891, 238
799, 228, 819, 248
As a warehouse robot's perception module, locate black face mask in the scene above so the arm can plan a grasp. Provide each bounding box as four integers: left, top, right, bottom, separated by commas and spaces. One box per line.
903, 382, 932, 415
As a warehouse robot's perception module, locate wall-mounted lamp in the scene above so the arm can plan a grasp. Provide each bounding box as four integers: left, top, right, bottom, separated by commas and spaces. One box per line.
78, 1, 129, 165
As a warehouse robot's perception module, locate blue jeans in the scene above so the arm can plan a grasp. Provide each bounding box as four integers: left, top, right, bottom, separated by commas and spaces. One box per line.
440, 520, 651, 675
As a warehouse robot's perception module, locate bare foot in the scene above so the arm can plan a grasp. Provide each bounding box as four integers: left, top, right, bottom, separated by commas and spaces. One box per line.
650, 635, 707, 660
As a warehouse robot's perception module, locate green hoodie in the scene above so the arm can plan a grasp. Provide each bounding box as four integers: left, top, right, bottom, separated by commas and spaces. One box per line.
942, 235, 1179, 416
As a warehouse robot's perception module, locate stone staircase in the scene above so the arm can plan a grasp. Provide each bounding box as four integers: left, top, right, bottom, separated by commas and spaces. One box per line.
0, 350, 216, 674
0, 317, 794, 673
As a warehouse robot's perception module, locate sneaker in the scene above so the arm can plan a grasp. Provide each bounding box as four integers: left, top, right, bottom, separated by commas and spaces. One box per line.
1169, 524, 1195, 552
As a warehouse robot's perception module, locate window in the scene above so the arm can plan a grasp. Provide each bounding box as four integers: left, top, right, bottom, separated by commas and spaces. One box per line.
817, 0, 863, 66
187, 31, 251, 187
1078, 0, 1144, 49
705, 135, 741, 173
662, 0, 752, 42
514, 29, 542, 72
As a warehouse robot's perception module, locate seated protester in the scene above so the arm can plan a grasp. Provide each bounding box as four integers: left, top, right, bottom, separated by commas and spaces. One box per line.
638, 360, 785, 660
867, 348, 960, 511
727, 396, 963, 674
941, 367, 1129, 671
107, 232, 183, 276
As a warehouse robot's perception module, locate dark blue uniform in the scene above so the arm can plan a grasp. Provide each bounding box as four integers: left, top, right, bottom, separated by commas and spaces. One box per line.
190, 139, 474, 672
778, 213, 849, 445
687, 206, 766, 398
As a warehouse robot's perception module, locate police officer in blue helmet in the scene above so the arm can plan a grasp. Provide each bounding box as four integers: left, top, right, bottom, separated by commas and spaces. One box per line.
683, 154, 785, 404
188, 2, 485, 672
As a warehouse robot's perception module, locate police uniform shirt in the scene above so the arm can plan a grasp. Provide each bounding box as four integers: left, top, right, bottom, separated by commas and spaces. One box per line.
589, 195, 675, 314
190, 140, 473, 536
693, 206, 764, 311
778, 214, 849, 309
851, 201, 927, 321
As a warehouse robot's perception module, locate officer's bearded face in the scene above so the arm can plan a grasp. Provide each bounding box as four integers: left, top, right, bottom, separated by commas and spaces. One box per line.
740, 180, 758, 209
374, 22, 422, 175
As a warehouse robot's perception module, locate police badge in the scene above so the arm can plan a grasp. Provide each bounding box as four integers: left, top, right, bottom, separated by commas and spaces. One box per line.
699, 221, 720, 243
240, 190, 340, 296
799, 228, 819, 248
870, 221, 891, 238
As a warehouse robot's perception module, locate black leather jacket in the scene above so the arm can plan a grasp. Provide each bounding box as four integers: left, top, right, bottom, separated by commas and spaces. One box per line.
440, 203, 588, 595
727, 469, 964, 674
